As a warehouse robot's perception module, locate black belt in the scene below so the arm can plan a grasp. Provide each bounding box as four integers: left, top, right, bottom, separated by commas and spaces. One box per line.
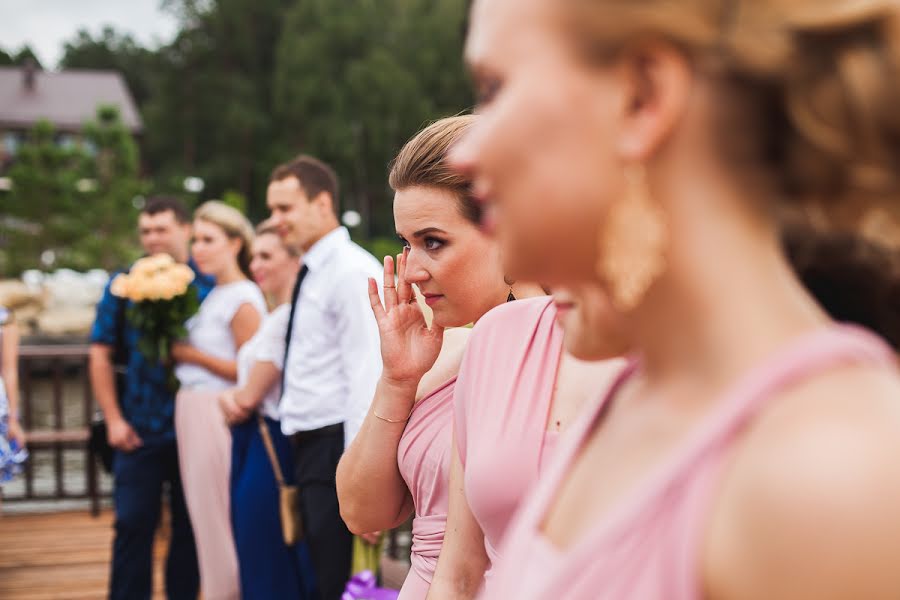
291, 422, 344, 444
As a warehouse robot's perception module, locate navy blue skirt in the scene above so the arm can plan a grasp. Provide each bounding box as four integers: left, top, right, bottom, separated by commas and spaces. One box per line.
231, 416, 317, 599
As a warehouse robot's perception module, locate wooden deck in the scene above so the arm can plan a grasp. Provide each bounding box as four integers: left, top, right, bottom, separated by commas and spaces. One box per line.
0, 509, 410, 599
0, 510, 169, 600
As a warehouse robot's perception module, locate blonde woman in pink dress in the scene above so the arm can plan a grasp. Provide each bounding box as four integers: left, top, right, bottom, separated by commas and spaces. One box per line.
336, 116, 543, 599
446, 0, 900, 598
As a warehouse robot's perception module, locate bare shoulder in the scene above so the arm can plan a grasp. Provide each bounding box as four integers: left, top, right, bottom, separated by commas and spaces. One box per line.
706, 365, 900, 599
416, 327, 472, 400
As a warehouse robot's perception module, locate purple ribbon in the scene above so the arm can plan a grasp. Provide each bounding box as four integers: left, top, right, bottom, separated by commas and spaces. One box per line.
341, 570, 400, 600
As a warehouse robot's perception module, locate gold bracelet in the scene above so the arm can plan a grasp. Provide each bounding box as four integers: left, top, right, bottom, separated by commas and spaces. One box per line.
373, 406, 413, 424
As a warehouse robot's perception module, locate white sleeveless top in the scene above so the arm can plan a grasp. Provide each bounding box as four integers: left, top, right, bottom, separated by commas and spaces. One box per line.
175, 280, 267, 391
236, 303, 289, 420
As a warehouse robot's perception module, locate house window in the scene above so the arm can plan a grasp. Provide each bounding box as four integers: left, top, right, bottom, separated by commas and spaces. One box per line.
3, 132, 20, 156
58, 134, 77, 149
82, 139, 98, 157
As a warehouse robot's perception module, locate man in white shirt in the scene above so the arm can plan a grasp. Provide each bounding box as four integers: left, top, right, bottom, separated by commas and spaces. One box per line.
267, 155, 383, 600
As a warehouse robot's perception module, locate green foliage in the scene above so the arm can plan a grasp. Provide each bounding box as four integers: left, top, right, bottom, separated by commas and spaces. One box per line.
8, 45, 42, 68
273, 0, 472, 236
355, 236, 405, 263
60, 27, 157, 106
2, 120, 88, 274
58, 0, 472, 234
220, 190, 248, 213
1, 107, 144, 275
127, 285, 199, 391
77, 105, 147, 271
8, 0, 474, 274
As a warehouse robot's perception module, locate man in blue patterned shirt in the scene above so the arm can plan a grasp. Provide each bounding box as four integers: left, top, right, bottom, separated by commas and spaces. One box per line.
89, 197, 214, 600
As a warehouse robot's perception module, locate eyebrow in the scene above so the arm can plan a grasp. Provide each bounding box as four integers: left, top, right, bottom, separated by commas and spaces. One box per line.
397, 227, 449, 238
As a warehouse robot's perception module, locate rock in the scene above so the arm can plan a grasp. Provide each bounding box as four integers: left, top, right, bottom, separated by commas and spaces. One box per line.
0, 280, 45, 311
36, 306, 97, 336
2, 270, 109, 339
21, 270, 45, 291
12, 303, 42, 326
43, 269, 107, 308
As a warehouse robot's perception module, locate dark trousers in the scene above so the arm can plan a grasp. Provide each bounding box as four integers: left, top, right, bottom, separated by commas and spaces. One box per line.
110, 438, 199, 600
292, 424, 353, 600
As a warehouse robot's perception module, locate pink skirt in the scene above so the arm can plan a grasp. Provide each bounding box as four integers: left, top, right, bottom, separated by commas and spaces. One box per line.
175, 388, 240, 600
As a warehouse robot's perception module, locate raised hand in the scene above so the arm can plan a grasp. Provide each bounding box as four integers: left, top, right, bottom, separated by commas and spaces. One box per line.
368, 249, 444, 388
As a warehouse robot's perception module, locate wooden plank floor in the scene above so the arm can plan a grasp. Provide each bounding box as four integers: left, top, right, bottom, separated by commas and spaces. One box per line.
0, 509, 169, 600
0, 510, 411, 599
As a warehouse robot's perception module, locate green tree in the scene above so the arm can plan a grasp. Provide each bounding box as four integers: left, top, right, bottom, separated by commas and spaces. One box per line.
142, 0, 295, 219
75, 105, 146, 271
1, 107, 144, 275
60, 27, 157, 106
12, 45, 43, 68
2, 120, 86, 275
273, 0, 472, 236
41, 0, 473, 239
0, 45, 43, 68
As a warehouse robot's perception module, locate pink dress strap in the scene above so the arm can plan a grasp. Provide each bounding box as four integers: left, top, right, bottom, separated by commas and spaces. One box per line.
453, 297, 565, 576
486, 324, 898, 600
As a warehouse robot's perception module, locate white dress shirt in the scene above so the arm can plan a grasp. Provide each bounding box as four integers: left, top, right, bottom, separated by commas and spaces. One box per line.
279, 227, 383, 446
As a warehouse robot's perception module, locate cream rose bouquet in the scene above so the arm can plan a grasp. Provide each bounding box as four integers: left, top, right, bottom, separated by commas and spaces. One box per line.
110, 254, 199, 390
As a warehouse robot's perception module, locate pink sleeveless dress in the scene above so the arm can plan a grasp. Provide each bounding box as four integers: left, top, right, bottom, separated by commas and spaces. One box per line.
486, 325, 898, 599
396, 377, 457, 599
454, 297, 563, 590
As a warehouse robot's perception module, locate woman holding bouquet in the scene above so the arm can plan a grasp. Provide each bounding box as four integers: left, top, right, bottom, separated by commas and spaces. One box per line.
218, 223, 317, 600
172, 201, 266, 600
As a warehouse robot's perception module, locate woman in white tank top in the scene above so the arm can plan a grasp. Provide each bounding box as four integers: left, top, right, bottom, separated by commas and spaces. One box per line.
171, 201, 266, 600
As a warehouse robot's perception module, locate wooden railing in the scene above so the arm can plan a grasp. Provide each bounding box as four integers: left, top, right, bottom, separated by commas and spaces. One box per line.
3, 344, 105, 515
6, 342, 411, 565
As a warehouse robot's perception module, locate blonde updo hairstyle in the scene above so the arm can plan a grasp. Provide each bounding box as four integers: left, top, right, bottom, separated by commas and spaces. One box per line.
389, 115, 482, 224
562, 0, 900, 227
194, 200, 255, 279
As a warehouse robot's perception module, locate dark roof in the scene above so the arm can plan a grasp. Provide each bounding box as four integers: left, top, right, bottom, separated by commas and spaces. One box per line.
0, 66, 143, 133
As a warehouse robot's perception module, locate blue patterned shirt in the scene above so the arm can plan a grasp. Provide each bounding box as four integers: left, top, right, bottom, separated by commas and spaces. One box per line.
90, 260, 214, 440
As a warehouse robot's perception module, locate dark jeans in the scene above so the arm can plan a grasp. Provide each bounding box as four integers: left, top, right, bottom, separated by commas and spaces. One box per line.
109, 438, 199, 600
292, 424, 353, 600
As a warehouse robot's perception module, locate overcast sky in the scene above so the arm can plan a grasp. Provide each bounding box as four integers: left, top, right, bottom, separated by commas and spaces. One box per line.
0, 0, 178, 69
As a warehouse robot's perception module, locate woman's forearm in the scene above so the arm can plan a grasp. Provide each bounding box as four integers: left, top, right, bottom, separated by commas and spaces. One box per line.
233, 361, 280, 411
337, 375, 419, 534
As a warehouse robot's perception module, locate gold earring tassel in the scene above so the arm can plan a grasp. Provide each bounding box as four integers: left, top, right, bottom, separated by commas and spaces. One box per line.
596, 164, 668, 312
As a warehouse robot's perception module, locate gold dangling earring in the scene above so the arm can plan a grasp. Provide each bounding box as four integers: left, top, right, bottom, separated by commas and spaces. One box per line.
596, 163, 668, 312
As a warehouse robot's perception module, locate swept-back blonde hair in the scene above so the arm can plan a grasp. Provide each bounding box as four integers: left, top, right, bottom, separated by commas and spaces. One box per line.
389, 115, 481, 224
561, 0, 900, 228
194, 200, 255, 278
